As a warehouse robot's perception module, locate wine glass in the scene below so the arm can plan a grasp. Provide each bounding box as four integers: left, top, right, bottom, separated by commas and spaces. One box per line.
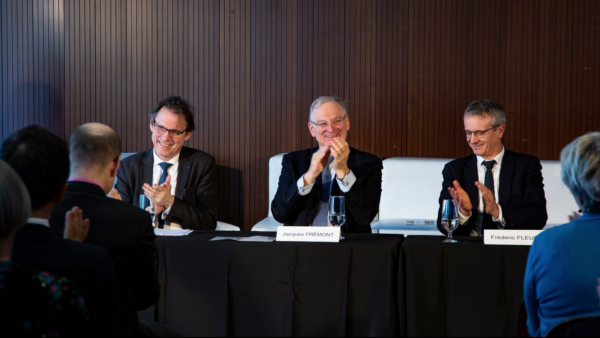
441, 199, 459, 243
139, 194, 157, 228
329, 196, 346, 240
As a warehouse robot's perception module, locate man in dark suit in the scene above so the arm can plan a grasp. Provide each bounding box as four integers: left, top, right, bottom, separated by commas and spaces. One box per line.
0, 125, 123, 336
272, 96, 382, 233
50, 123, 160, 311
115, 96, 218, 230
437, 100, 548, 236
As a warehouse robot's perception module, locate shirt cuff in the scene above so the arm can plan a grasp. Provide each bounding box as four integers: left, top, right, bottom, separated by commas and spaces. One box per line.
492, 205, 506, 227
457, 207, 471, 225
162, 205, 173, 219
297, 176, 315, 196
336, 170, 356, 193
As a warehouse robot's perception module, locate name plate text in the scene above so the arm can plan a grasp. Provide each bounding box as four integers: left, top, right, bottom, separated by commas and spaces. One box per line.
484, 229, 544, 246
276, 226, 340, 243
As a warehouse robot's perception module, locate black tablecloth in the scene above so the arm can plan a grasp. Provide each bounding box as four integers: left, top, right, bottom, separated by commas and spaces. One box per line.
154, 231, 404, 337
399, 236, 530, 337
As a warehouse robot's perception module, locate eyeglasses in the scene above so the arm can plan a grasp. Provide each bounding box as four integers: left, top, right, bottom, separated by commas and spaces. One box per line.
152, 120, 187, 138
310, 115, 347, 131
464, 126, 498, 138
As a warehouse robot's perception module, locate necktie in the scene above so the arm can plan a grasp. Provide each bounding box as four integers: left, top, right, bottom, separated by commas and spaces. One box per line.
312, 157, 334, 226
159, 162, 173, 185
476, 160, 497, 236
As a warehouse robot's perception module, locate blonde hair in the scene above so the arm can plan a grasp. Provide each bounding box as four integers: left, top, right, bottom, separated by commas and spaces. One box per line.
0, 160, 31, 238
560, 132, 600, 213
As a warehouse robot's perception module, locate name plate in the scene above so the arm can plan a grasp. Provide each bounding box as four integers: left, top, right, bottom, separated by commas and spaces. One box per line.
484, 229, 544, 246
276, 226, 341, 243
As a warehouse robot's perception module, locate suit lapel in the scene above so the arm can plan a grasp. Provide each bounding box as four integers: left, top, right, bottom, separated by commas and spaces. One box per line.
176, 148, 192, 199
499, 150, 514, 205
465, 155, 480, 212
142, 150, 154, 190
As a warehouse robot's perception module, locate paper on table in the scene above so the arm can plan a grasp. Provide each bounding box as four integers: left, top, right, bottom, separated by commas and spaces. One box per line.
210, 236, 276, 242
154, 229, 194, 236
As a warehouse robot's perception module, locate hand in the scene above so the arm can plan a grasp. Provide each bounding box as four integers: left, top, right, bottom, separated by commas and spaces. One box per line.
568, 211, 582, 222
143, 176, 174, 210
474, 181, 500, 218
109, 188, 122, 200
447, 180, 472, 216
330, 137, 350, 179
64, 206, 90, 242
304, 147, 332, 185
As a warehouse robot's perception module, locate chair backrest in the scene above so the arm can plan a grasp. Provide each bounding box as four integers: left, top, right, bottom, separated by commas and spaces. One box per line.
112, 153, 136, 189
379, 157, 452, 220
539, 160, 579, 227
268, 153, 285, 217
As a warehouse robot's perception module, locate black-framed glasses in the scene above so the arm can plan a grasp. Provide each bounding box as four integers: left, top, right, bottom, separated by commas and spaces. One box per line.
310, 115, 347, 131
464, 125, 498, 138
152, 120, 187, 138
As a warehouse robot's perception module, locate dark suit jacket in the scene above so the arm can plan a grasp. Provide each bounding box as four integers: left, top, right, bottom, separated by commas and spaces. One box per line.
272, 147, 382, 233
437, 150, 548, 235
50, 181, 160, 311
12, 223, 123, 336
116, 147, 218, 230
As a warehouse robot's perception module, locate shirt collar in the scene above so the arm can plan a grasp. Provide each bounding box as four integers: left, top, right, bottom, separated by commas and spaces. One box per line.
477, 146, 505, 167
27, 218, 50, 228
152, 150, 180, 166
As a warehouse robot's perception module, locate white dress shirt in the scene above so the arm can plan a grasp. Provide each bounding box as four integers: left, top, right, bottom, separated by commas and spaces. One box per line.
458, 147, 507, 229
152, 150, 181, 229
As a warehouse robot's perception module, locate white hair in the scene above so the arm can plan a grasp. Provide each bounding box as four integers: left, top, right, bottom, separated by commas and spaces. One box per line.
561, 132, 600, 213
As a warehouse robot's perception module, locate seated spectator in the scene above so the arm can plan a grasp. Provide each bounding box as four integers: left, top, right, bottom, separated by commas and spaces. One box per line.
0, 125, 124, 336
524, 132, 600, 337
0, 159, 90, 336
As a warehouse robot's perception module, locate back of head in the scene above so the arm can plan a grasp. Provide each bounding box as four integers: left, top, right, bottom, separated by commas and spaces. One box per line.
561, 132, 600, 214
464, 100, 507, 126
0, 125, 69, 210
70, 123, 122, 174
0, 160, 31, 239
150, 96, 196, 132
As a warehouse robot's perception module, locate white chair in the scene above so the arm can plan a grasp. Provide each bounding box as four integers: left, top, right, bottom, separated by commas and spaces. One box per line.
371, 157, 452, 235
216, 221, 240, 231
540, 160, 578, 229
251, 154, 286, 231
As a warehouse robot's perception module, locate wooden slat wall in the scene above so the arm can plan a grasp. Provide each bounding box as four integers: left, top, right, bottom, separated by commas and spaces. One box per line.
1, 0, 599, 230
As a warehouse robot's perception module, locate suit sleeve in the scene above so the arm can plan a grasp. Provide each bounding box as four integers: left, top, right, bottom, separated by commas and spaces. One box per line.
271, 154, 313, 224
131, 214, 160, 310
116, 162, 134, 205
165, 157, 218, 231
501, 157, 548, 230
341, 157, 383, 227
437, 163, 474, 236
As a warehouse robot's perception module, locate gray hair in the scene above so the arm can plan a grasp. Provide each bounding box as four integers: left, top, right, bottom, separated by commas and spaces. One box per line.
0, 160, 31, 238
560, 132, 600, 213
69, 123, 122, 173
309, 96, 348, 122
464, 100, 506, 127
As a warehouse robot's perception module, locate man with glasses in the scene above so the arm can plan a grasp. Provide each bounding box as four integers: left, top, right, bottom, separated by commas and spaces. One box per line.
115, 96, 217, 230
272, 96, 383, 233
437, 100, 547, 236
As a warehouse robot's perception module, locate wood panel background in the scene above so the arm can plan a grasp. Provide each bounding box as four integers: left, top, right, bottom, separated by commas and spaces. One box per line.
1, 0, 599, 230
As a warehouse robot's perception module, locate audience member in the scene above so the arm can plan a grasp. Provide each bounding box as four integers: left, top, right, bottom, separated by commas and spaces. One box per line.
271, 96, 382, 233
0, 159, 90, 336
0, 125, 123, 336
50, 123, 160, 311
524, 131, 600, 337
437, 100, 548, 236
115, 96, 218, 230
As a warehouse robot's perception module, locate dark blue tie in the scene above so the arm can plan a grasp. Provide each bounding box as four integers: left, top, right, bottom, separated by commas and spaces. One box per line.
476, 160, 497, 236
312, 157, 334, 226
158, 162, 173, 185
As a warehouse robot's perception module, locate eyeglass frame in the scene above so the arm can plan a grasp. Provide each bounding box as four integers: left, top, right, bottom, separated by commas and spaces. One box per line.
309, 115, 348, 131
151, 120, 188, 138
464, 125, 500, 138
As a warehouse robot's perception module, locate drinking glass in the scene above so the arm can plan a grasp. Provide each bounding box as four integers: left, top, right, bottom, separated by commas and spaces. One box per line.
139, 194, 157, 228
441, 199, 459, 243
329, 196, 346, 240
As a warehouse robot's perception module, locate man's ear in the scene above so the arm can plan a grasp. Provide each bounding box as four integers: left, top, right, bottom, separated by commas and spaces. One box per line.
110, 155, 121, 179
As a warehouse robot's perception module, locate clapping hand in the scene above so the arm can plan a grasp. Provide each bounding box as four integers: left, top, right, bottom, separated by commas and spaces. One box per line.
304, 146, 332, 186
64, 206, 90, 242
448, 180, 473, 217
143, 176, 173, 212
329, 137, 350, 179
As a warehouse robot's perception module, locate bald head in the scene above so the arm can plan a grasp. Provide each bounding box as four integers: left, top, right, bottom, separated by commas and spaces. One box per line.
70, 123, 122, 174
